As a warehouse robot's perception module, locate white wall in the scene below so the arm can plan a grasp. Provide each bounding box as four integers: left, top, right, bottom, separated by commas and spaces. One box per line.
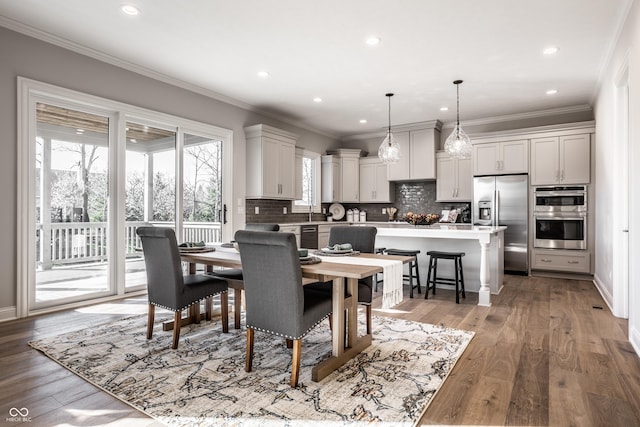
593, 0, 640, 354
0, 26, 339, 317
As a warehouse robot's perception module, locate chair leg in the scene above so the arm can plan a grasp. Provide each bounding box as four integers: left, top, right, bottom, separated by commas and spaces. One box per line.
415, 261, 421, 294
459, 257, 466, 299
409, 262, 414, 299
172, 311, 181, 349
220, 292, 229, 333
205, 297, 213, 321
366, 305, 372, 335
234, 288, 242, 329
328, 314, 333, 331
147, 304, 155, 339
286, 339, 294, 348
425, 257, 433, 299
290, 339, 302, 388
454, 258, 460, 304
245, 327, 255, 372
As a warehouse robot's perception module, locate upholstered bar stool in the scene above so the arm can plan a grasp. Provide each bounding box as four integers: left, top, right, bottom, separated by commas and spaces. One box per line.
424, 251, 466, 303
384, 248, 421, 298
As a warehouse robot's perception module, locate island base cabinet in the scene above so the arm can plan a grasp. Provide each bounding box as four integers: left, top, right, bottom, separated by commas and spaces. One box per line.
531, 249, 591, 273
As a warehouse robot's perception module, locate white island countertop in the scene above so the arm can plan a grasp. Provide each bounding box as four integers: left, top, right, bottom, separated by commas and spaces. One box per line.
356, 222, 506, 244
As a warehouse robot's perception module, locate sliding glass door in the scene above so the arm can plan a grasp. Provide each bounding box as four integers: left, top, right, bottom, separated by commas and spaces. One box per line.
34, 103, 113, 307
19, 78, 233, 316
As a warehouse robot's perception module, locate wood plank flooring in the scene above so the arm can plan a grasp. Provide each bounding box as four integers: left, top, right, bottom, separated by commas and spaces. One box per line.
1, 275, 639, 426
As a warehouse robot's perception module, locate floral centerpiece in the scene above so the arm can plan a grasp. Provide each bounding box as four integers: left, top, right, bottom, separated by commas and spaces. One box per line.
403, 211, 440, 225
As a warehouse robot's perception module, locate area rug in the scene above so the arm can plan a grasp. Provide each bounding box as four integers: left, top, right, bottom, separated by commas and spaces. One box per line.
29, 313, 474, 426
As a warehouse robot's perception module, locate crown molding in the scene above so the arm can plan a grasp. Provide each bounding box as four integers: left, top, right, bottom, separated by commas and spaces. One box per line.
440, 104, 593, 130
0, 16, 339, 140
342, 120, 443, 142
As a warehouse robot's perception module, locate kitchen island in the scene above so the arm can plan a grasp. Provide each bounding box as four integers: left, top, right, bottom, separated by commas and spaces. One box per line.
359, 222, 505, 307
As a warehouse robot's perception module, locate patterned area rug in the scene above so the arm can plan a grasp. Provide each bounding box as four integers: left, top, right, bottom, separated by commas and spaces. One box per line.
29, 313, 474, 426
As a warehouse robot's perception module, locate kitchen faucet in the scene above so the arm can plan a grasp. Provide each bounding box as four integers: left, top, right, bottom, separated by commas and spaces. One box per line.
308, 205, 312, 222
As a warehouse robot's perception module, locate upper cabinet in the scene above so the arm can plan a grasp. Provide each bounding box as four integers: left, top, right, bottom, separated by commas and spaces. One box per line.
321, 149, 362, 203
473, 139, 528, 176
245, 124, 297, 199
436, 152, 472, 202
387, 121, 441, 181
530, 134, 590, 185
359, 156, 394, 203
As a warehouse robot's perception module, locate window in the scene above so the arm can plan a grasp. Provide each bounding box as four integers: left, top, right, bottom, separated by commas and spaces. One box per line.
293, 149, 321, 213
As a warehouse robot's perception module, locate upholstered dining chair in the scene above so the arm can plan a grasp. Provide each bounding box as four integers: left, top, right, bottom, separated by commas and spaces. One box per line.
210, 223, 280, 328
136, 226, 229, 349
234, 230, 333, 388
305, 226, 377, 334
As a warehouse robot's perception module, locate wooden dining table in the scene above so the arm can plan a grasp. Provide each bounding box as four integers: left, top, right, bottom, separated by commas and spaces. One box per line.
180, 247, 413, 382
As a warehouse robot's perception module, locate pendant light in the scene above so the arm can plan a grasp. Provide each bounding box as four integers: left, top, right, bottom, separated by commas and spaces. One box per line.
378, 93, 400, 164
444, 80, 472, 158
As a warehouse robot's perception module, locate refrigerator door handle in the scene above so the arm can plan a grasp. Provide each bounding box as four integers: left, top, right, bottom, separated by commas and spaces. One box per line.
494, 189, 499, 226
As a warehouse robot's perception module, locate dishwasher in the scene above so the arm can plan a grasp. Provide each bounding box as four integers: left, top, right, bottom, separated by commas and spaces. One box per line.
300, 225, 318, 249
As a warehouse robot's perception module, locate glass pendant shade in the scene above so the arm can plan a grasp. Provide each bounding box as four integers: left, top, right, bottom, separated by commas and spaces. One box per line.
378, 130, 401, 163
378, 92, 400, 164
444, 79, 472, 159
444, 124, 472, 158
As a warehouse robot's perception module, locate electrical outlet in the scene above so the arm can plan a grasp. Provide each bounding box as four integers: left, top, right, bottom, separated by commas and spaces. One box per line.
382, 208, 387, 214
322, 207, 326, 214
283, 207, 287, 214
254, 206, 259, 215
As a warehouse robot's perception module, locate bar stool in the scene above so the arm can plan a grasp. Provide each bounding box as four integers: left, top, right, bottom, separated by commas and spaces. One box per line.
374, 248, 386, 292
425, 251, 465, 303
384, 249, 421, 298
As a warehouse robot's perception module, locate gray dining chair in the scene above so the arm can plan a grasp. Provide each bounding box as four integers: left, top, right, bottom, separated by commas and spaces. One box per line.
136, 226, 229, 349
211, 223, 281, 328
305, 226, 377, 334
235, 230, 333, 388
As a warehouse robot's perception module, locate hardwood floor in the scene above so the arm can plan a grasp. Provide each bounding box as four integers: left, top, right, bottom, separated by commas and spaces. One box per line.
1, 275, 639, 426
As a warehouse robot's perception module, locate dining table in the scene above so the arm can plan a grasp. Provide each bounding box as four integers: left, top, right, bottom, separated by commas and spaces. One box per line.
180, 246, 414, 382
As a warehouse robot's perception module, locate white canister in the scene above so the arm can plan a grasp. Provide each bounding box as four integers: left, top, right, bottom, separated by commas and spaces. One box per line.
352, 208, 360, 222
359, 210, 367, 222
346, 209, 354, 222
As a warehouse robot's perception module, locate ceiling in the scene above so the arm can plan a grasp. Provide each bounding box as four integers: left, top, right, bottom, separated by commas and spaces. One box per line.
0, 0, 631, 138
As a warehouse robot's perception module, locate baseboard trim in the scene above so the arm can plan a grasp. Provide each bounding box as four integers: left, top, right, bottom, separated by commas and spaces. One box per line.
592, 273, 616, 315
630, 325, 640, 358
0, 306, 17, 323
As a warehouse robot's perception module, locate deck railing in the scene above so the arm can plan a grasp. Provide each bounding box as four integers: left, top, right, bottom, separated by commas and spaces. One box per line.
36, 221, 222, 269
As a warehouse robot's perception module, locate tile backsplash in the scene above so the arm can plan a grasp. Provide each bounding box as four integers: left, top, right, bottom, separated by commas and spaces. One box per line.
246, 181, 471, 224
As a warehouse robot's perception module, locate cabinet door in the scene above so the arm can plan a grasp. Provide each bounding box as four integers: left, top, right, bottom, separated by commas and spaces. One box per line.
456, 157, 473, 200
374, 162, 391, 201
359, 162, 376, 202
387, 131, 410, 181
262, 138, 280, 197
410, 128, 436, 180
501, 140, 528, 173
436, 155, 456, 201
560, 134, 590, 184
530, 137, 560, 185
278, 141, 295, 198
473, 143, 499, 175
341, 157, 359, 202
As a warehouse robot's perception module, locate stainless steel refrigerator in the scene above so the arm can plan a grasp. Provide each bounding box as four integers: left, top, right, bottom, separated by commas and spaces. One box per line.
473, 174, 528, 274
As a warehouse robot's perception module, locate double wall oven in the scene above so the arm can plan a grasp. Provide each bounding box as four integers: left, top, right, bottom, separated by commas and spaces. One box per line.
533, 186, 587, 250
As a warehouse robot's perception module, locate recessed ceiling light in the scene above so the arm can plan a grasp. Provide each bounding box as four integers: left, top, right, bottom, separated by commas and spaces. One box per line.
359, 119, 367, 124
546, 89, 558, 95
257, 70, 270, 78
313, 97, 322, 103
439, 107, 449, 112
543, 46, 559, 55
365, 36, 381, 46
121, 5, 140, 15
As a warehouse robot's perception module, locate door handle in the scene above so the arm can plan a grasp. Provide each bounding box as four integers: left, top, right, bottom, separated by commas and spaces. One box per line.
223, 204, 228, 224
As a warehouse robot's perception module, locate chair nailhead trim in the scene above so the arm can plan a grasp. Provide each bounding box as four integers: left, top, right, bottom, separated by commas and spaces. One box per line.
151, 290, 227, 312
246, 313, 331, 340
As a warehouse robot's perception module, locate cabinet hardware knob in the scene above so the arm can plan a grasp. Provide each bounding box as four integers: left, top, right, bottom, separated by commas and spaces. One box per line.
541, 259, 552, 262
568, 260, 579, 264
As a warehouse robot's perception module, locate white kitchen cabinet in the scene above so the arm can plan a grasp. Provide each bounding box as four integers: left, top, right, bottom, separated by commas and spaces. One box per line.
279, 225, 301, 248
530, 134, 590, 185
322, 149, 362, 203
318, 224, 335, 248
387, 121, 441, 181
436, 152, 472, 201
531, 249, 591, 273
359, 157, 394, 203
473, 139, 528, 176
245, 124, 297, 199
